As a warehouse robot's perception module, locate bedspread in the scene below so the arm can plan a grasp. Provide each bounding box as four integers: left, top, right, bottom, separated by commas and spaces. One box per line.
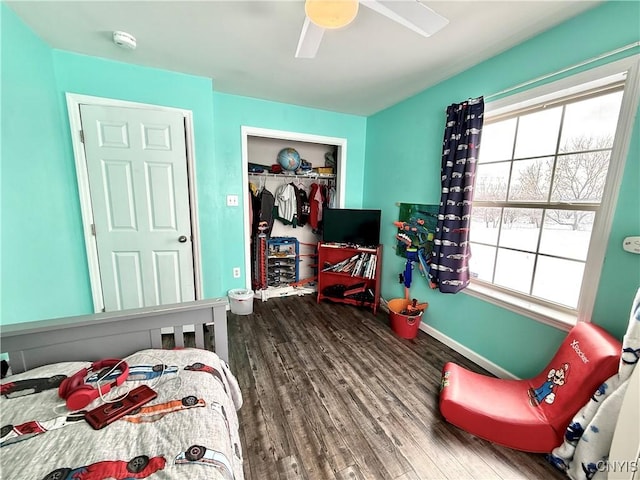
0, 348, 244, 480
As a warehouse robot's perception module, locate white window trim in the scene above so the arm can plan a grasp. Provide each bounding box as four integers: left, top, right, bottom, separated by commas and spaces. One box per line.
465, 54, 640, 328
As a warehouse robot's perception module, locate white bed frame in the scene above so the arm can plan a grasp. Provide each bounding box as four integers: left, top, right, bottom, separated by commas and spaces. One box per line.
0, 298, 229, 374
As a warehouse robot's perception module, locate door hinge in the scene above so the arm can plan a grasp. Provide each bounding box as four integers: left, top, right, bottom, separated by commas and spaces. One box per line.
79, 130, 85, 143
91, 224, 96, 236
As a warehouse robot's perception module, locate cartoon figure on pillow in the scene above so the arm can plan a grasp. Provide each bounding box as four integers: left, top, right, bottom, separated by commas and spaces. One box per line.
528, 363, 569, 406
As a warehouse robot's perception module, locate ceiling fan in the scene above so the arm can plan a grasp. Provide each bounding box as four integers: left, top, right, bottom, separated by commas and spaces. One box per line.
295, 0, 449, 59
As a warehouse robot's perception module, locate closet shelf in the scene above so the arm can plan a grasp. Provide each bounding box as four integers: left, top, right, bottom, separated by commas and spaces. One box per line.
248, 172, 335, 180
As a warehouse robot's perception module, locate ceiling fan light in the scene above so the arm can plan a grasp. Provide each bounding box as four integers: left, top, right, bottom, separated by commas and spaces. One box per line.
305, 0, 359, 29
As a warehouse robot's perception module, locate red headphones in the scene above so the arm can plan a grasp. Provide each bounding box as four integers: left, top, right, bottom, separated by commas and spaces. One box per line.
58, 359, 129, 410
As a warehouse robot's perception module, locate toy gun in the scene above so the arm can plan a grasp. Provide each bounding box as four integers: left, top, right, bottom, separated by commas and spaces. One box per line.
398, 246, 436, 291
394, 217, 432, 245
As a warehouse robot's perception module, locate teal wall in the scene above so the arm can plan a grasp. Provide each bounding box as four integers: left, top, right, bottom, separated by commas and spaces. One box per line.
1, 5, 93, 323
50, 50, 219, 302
0, 3, 366, 324
211, 92, 367, 292
365, 0, 640, 377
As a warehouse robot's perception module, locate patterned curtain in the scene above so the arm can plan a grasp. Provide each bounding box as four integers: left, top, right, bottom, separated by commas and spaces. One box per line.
431, 97, 484, 293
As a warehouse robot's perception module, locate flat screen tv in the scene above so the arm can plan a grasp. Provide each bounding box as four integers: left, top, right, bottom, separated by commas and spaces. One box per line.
322, 208, 381, 247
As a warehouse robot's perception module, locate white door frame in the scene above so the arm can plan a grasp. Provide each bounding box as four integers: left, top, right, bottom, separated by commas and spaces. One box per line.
240, 126, 347, 290
66, 93, 203, 312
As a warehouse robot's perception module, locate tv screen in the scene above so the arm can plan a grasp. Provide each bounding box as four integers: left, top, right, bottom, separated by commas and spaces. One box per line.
322, 208, 381, 247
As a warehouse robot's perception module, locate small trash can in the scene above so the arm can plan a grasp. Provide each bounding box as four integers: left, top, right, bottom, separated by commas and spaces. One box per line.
388, 298, 428, 339
228, 289, 254, 315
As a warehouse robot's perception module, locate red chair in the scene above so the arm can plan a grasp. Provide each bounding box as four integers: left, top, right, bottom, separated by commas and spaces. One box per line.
439, 322, 621, 453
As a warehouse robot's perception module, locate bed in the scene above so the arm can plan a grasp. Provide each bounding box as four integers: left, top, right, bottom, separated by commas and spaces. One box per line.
0, 298, 244, 480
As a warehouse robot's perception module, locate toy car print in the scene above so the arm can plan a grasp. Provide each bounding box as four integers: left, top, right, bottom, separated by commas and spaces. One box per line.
175, 445, 233, 480
436, 264, 454, 272
184, 363, 226, 391
41, 455, 166, 480
86, 364, 178, 383
1, 374, 67, 398
1, 413, 85, 447
124, 395, 205, 423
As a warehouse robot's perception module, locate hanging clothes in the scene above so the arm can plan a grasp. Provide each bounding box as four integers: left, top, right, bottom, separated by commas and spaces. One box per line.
253, 187, 275, 235
309, 182, 324, 231
294, 184, 310, 227
274, 183, 297, 225
320, 184, 328, 214
327, 185, 337, 209
261, 189, 275, 228
249, 182, 274, 290
248, 188, 254, 233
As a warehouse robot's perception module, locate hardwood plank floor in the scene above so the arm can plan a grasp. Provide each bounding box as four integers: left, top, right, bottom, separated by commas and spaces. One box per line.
227, 294, 565, 480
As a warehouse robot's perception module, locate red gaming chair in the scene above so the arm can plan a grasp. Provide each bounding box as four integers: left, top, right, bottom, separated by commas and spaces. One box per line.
439, 321, 621, 453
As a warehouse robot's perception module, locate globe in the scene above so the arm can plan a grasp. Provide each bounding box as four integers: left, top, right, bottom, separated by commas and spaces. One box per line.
277, 148, 301, 171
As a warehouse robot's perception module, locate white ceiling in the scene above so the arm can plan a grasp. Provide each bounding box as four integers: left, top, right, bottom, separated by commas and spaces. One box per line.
7, 0, 601, 116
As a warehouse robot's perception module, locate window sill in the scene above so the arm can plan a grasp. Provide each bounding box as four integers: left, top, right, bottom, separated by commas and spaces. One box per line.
463, 282, 576, 332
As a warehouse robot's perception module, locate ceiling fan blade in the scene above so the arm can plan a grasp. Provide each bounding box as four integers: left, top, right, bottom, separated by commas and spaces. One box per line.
360, 0, 449, 37
295, 17, 325, 58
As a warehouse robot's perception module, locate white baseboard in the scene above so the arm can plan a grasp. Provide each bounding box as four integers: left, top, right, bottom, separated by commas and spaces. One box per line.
418, 322, 519, 380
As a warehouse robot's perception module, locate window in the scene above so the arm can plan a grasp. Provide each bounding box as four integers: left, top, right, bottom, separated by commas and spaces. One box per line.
467, 57, 639, 327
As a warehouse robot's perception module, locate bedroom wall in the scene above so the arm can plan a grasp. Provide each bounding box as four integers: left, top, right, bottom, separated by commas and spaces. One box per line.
211, 92, 367, 291
50, 50, 220, 301
364, 0, 640, 378
1, 5, 94, 324
0, 4, 367, 324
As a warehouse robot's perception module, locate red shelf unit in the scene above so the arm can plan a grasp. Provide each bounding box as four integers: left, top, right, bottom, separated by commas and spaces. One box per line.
316, 243, 382, 314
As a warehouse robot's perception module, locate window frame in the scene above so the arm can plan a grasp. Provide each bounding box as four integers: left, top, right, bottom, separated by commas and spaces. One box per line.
464, 55, 640, 330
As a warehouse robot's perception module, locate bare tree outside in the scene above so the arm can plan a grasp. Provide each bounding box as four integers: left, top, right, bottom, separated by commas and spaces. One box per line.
510, 135, 612, 230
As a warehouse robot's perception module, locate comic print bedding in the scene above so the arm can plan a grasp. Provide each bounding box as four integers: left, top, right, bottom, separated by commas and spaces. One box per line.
0, 348, 244, 480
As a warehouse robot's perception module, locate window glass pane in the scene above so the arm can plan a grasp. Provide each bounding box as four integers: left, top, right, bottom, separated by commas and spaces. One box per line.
468, 243, 496, 282
479, 118, 516, 163
470, 207, 501, 244
498, 208, 542, 251
514, 106, 562, 159
560, 90, 624, 153
539, 210, 594, 261
551, 152, 611, 202
470, 75, 627, 318
494, 248, 534, 294
508, 158, 553, 201
532, 256, 585, 308
474, 162, 510, 201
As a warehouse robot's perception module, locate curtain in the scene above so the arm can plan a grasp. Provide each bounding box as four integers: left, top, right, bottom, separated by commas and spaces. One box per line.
431, 97, 484, 293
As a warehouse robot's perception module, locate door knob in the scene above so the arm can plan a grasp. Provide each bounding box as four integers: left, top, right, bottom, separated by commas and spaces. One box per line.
178, 235, 188, 243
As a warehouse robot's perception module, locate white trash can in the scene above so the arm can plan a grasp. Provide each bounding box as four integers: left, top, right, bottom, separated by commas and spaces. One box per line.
228, 289, 254, 315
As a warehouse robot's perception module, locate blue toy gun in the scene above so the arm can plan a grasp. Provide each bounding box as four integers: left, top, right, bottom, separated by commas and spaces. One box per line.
399, 246, 436, 290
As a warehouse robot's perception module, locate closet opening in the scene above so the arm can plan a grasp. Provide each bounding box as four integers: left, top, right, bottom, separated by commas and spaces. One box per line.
240, 127, 347, 301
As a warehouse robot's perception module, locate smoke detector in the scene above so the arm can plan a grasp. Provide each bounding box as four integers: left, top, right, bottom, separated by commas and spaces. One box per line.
112, 31, 137, 50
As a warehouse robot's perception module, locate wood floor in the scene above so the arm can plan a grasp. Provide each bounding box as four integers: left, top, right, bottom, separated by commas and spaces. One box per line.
227, 294, 565, 480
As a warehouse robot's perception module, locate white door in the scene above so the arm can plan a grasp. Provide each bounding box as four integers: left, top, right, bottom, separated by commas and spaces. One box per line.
80, 104, 195, 311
